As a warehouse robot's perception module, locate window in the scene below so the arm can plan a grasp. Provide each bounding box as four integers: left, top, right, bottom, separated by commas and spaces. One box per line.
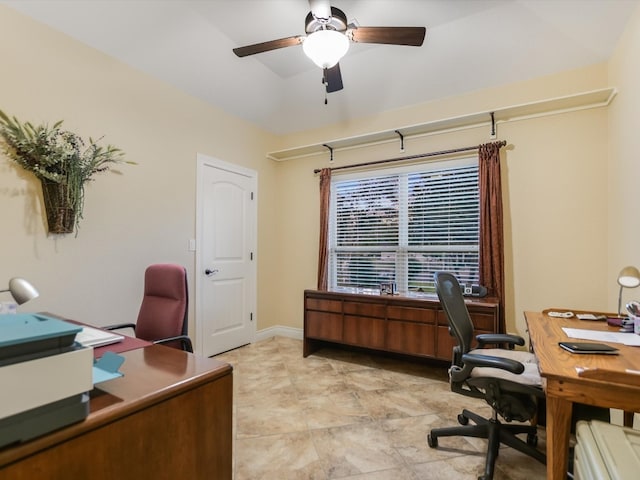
329, 158, 480, 294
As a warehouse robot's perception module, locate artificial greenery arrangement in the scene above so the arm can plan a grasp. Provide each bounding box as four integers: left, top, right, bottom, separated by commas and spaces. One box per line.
0, 109, 133, 234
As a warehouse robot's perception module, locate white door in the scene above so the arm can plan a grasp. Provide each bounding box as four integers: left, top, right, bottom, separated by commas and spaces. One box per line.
196, 154, 257, 357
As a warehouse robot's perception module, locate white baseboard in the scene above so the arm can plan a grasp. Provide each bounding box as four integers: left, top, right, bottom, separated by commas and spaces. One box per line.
255, 325, 303, 342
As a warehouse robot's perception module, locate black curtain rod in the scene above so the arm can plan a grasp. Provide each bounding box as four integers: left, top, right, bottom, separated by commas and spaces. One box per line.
313, 140, 507, 174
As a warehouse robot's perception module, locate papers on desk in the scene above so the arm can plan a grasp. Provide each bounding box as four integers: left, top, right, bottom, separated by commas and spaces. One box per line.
93, 351, 125, 384
75, 326, 124, 348
562, 327, 640, 346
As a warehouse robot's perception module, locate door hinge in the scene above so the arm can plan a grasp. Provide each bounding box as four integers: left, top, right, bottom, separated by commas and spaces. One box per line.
250, 252, 253, 260
250, 191, 254, 200
250, 312, 253, 322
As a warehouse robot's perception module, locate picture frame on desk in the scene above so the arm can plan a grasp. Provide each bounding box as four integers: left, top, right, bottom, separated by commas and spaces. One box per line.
379, 282, 396, 295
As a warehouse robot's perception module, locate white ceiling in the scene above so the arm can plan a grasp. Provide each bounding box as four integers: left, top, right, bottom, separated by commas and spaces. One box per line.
3, 0, 638, 135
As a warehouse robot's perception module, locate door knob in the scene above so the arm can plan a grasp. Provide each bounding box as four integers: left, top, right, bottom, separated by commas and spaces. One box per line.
205, 268, 219, 276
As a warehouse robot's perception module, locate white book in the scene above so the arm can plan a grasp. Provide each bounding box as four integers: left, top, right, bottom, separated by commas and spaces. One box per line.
75, 326, 124, 348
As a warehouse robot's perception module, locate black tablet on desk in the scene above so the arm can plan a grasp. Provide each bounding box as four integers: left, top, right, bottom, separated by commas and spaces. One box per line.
559, 342, 619, 354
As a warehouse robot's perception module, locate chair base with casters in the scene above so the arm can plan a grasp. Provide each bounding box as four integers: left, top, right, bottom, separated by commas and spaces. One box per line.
428, 408, 545, 480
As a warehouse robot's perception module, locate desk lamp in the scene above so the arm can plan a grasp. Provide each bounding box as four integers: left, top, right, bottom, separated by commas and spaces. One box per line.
0, 277, 39, 305
617, 266, 640, 317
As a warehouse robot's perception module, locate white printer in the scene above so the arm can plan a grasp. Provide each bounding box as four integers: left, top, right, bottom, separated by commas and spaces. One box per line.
0, 313, 93, 448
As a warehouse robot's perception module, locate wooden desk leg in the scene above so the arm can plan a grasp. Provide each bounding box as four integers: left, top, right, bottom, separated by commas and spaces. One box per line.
624, 411, 635, 428
546, 395, 572, 480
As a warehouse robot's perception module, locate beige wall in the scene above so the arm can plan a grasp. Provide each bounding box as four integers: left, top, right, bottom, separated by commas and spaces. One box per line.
3, 3, 638, 344
0, 6, 280, 335
608, 4, 640, 313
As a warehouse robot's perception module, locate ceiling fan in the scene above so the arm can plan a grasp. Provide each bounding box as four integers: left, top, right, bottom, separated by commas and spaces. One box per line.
232, 0, 426, 96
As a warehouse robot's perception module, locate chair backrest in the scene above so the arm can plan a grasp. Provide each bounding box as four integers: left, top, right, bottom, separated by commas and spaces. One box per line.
434, 271, 475, 362
134, 264, 188, 347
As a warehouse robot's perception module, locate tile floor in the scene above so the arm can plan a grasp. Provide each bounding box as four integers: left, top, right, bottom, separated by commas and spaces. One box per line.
215, 336, 547, 480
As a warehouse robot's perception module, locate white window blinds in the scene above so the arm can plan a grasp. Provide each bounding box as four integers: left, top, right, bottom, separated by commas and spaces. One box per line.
329, 159, 479, 294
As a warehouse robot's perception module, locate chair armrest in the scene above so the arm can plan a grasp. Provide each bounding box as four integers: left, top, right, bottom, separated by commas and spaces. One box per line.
461, 352, 525, 375
476, 333, 525, 350
450, 352, 525, 383
153, 335, 193, 353
104, 323, 137, 332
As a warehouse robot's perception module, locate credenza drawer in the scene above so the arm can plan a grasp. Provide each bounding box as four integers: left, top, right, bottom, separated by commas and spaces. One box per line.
470, 313, 495, 331
306, 297, 342, 313
305, 311, 342, 342
343, 315, 385, 349
387, 305, 436, 324
343, 301, 386, 318
386, 321, 436, 356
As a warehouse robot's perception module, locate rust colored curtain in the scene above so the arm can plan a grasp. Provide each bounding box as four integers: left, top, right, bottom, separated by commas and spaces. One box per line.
317, 168, 331, 290
478, 141, 506, 332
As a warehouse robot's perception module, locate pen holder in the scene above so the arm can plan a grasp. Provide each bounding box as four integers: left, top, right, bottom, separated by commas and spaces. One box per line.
632, 314, 640, 335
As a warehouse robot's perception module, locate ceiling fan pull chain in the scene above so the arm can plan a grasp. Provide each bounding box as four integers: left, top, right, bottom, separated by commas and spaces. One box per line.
322, 69, 328, 104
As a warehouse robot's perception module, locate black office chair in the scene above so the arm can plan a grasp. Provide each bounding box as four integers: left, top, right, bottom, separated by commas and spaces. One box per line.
427, 272, 545, 480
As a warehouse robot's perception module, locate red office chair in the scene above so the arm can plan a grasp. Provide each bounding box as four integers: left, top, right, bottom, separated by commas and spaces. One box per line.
106, 264, 193, 352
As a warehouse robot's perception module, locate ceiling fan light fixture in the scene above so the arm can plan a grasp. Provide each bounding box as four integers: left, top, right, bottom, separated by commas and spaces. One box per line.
303, 29, 349, 69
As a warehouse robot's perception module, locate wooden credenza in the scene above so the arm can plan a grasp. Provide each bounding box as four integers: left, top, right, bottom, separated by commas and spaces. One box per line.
0, 345, 233, 479
304, 289, 500, 361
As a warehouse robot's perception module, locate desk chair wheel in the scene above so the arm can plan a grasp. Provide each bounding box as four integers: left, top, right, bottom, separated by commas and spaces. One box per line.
526, 432, 538, 447
427, 433, 437, 448
458, 413, 469, 425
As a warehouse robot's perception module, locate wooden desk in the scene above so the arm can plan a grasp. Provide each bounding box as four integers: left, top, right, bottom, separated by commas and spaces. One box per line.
524, 311, 640, 480
0, 345, 233, 479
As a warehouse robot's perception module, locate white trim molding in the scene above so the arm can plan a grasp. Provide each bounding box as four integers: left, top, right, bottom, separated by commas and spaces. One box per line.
255, 326, 304, 342
267, 88, 616, 161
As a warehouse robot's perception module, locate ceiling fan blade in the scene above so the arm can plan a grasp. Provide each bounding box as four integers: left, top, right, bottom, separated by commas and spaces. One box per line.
324, 63, 343, 93
309, 0, 331, 21
233, 35, 304, 57
350, 26, 426, 46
